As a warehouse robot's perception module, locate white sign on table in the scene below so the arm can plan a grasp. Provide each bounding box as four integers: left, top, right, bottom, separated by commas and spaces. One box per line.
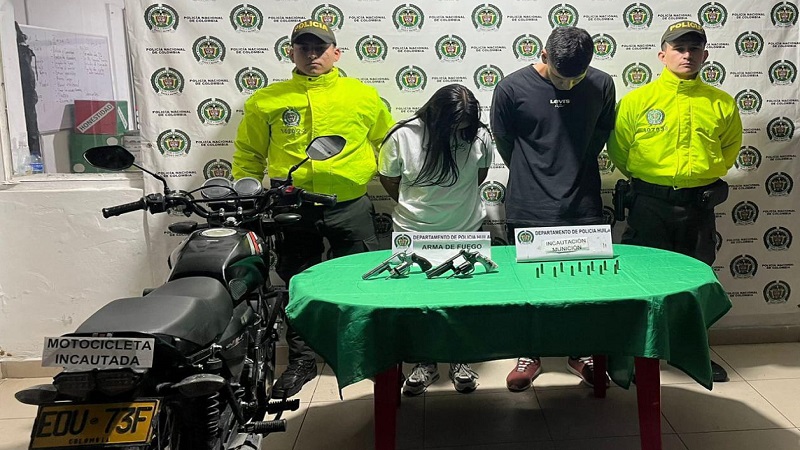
514, 225, 613, 262
391, 231, 491, 265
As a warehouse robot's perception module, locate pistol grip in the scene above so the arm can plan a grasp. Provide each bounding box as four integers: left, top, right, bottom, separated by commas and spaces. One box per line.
413, 256, 432, 272
481, 259, 498, 272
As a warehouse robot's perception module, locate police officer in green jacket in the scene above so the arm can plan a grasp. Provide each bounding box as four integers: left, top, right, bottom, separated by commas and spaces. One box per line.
607, 21, 742, 383
233, 19, 394, 398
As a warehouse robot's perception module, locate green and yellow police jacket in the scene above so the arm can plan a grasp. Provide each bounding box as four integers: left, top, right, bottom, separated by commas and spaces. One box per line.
233, 67, 394, 202
608, 68, 742, 188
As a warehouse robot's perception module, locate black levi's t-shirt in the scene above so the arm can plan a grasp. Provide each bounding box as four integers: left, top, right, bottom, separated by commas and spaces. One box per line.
491, 65, 616, 225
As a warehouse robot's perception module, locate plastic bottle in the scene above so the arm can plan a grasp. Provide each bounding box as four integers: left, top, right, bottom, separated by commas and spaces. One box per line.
20, 154, 32, 175
29, 154, 44, 174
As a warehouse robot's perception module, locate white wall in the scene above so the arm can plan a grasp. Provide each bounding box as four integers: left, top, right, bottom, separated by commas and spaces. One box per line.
0, 0, 153, 365
0, 179, 155, 360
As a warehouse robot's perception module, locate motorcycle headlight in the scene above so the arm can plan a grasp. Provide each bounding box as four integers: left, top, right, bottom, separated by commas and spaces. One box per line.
200, 177, 234, 199
233, 177, 263, 196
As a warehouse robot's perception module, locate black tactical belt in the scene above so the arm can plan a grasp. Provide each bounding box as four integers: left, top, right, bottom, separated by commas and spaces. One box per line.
631, 179, 705, 204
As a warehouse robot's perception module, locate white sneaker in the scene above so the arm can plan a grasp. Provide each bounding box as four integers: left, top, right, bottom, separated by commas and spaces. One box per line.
403, 363, 439, 396
449, 363, 479, 393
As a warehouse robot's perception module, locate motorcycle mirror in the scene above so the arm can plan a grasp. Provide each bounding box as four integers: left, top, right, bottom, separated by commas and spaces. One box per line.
84, 145, 172, 194
83, 145, 135, 171
305, 135, 345, 161
284, 136, 346, 184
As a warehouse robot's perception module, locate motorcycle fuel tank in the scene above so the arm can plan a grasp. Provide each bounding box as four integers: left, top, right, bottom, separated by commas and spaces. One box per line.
168, 228, 266, 285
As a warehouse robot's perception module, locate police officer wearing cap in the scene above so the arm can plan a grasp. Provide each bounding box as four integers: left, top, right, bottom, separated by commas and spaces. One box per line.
608, 21, 742, 383
233, 19, 393, 398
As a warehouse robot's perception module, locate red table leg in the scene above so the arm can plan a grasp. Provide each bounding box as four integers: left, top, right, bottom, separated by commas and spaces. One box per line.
374, 365, 399, 450
396, 364, 403, 408
593, 354, 607, 398
634, 357, 662, 450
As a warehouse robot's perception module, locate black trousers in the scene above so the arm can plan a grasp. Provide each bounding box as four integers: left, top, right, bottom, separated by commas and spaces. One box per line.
277, 195, 379, 362
621, 190, 717, 266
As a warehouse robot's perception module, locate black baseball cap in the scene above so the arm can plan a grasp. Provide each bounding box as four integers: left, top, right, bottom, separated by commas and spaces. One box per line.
661, 21, 707, 45
290, 19, 336, 45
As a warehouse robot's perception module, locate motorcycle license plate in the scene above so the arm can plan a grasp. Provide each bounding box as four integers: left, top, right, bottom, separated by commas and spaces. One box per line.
29, 399, 160, 449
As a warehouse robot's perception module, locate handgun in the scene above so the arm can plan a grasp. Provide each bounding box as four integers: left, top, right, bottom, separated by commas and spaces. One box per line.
386, 260, 413, 279
448, 260, 476, 278
425, 250, 467, 279
363, 251, 432, 279
362, 252, 404, 279
462, 250, 498, 273
399, 252, 432, 272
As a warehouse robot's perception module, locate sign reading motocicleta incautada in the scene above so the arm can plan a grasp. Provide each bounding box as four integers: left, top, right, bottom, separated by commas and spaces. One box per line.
42, 337, 155, 370
514, 225, 613, 262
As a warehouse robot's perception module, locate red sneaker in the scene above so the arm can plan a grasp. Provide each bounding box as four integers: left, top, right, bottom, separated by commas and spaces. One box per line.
506, 357, 542, 391
567, 357, 610, 387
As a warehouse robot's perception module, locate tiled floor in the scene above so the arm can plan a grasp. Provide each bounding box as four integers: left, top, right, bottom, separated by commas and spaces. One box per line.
2, 343, 799, 450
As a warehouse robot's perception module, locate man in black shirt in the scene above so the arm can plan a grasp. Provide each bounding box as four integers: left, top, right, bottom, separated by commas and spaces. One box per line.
490, 26, 616, 392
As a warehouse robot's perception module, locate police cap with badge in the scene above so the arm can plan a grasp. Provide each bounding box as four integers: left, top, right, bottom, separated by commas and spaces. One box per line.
291, 19, 337, 45
661, 21, 707, 45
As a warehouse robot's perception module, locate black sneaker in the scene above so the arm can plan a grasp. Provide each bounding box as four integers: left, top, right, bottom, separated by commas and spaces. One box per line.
711, 360, 729, 382
272, 359, 318, 399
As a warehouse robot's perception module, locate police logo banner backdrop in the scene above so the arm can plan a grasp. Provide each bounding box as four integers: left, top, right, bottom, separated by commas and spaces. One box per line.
127, 1, 798, 319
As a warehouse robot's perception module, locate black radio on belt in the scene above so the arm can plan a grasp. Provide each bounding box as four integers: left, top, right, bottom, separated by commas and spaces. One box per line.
697, 179, 729, 209
613, 179, 632, 221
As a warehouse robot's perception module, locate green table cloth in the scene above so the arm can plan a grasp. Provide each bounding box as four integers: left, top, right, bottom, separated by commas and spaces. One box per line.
287, 244, 731, 390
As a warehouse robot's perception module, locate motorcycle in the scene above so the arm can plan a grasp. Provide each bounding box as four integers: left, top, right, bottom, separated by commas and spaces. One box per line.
15, 136, 345, 450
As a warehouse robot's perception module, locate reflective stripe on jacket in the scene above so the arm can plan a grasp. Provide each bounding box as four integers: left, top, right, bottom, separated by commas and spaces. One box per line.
233, 67, 394, 202
607, 68, 742, 188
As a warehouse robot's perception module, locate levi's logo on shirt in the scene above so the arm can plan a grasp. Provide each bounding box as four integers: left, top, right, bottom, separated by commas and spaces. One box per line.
550, 99, 571, 108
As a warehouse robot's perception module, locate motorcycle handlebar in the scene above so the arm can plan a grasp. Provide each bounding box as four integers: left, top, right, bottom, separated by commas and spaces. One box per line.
102, 199, 148, 218
298, 189, 337, 207
100, 184, 336, 220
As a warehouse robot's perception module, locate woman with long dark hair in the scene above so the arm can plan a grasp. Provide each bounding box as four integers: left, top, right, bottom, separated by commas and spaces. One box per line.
379, 83, 495, 232
378, 84, 496, 394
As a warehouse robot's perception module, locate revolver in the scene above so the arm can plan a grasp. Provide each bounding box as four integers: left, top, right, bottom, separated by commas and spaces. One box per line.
462, 250, 498, 273
426, 250, 475, 279
362, 252, 402, 279
362, 251, 432, 279
398, 252, 432, 272
384, 252, 432, 279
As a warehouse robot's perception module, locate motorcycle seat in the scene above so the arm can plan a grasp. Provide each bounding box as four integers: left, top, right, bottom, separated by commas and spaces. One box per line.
76, 277, 233, 347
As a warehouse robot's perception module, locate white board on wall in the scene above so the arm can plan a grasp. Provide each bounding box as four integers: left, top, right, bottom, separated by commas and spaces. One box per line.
19, 25, 114, 133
